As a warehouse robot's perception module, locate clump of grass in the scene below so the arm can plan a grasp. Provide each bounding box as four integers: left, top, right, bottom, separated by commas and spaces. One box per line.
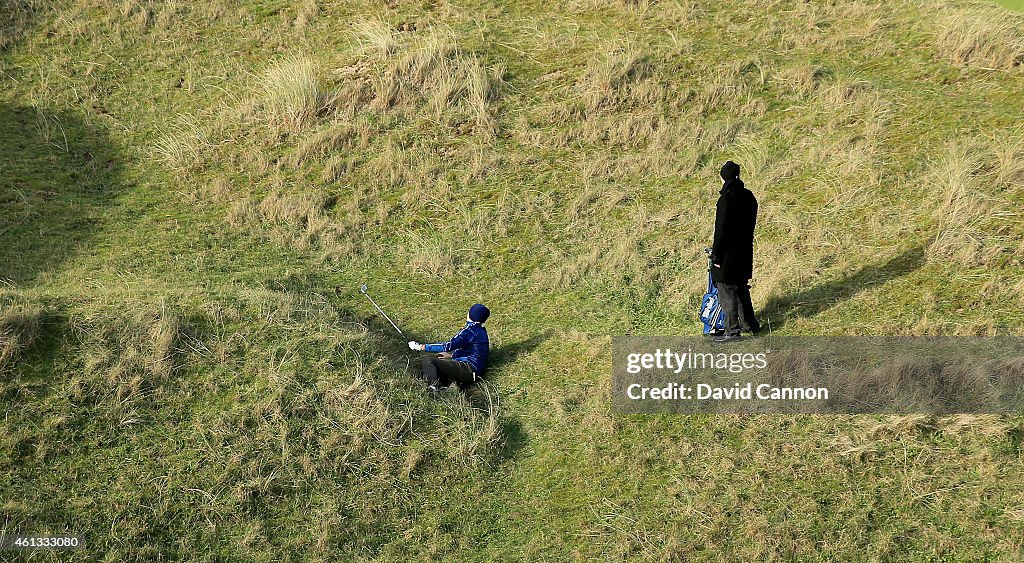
695, 62, 753, 115
291, 125, 358, 166
229, 189, 341, 251
257, 56, 322, 130
0, 304, 44, 371
989, 128, 1024, 188
578, 45, 645, 113
227, 199, 258, 226
348, 24, 505, 134
937, 7, 1024, 69
572, 0, 656, 15
352, 18, 401, 58
152, 115, 209, 172
924, 140, 1014, 266
321, 154, 350, 184
403, 231, 458, 278
319, 76, 373, 119
256, 190, 332, 229
119, 0, 153, 31
774, 63, 830, 98
145, 308, 184, 379
730, 132, 791, 186
295, 0, 318, 31
72, 303, 195, 400
390, 28, 459, 91
467, 59, 504, 135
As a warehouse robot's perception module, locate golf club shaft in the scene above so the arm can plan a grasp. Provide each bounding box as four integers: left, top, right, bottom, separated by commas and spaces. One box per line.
362, 292, 404, 336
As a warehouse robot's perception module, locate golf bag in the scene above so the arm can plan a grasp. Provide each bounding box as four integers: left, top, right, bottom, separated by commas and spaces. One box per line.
699, 247, 725, 335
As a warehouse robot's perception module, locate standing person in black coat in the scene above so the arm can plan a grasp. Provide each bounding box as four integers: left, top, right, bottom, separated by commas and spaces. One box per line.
710, 161, 760, 342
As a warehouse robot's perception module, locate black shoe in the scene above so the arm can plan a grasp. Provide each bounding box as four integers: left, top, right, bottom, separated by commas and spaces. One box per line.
707, 329, 725, 337
713, 334, 742, 343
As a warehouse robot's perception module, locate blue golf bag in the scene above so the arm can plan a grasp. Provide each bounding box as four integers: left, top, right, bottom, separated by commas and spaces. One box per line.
699, 247, 725, 335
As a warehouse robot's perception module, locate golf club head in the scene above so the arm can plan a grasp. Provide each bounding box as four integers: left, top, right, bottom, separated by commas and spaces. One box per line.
359, 284, 368, 294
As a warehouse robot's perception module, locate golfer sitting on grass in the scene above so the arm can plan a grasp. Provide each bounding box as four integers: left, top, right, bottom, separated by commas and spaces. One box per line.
408, 304, 490, 391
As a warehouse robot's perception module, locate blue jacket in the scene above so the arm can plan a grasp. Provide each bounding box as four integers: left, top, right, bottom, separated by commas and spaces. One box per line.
424, 322, 489, 376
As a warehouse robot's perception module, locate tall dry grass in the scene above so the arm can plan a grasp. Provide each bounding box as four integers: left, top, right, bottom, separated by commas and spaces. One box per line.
295, 0, 318, 31
352, 18, 402, 58
696, 61, 761, 116
151, 19, 510, 272
762, 1, 886, 53
937, 7, 1024, 70
137, 3, 1019, 332
578, 45, 646, 113
119, 0, 154, 31
153, 56, 325, 175
153, 115, 210, 173
2, 285, 508, 557
334, 24, 507, 137
257, 56, 322, 130
924, 138, 1019, 267
290, 124, 360, 166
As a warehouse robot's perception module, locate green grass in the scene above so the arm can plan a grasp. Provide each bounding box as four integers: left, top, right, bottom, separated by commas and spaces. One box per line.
2, 0, 1024, 560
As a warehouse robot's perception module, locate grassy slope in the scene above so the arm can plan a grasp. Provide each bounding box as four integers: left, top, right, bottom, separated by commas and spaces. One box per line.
2, 0, 1024, 560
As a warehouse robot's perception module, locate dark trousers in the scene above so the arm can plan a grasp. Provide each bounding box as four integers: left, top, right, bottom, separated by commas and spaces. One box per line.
716, 282, 760, 336
420, 355, 476, 388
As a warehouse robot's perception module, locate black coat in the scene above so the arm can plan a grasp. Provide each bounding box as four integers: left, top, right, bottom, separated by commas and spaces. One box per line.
711, 178, 757, 285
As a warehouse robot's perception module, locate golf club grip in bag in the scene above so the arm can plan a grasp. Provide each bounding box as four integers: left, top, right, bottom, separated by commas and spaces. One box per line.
699, 247, 726, 334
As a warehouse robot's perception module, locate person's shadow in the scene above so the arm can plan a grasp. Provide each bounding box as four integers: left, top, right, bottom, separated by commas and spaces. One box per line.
488, 329, 553, 372
757, 245, 927, 331
1, 102, 125, 285
483, 330, 553, 460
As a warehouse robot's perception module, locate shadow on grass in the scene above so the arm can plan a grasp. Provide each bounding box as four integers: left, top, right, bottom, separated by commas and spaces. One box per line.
0, 103, 124, 284
0, 309, 61, 384
482, 331, 553, 461
496, 416, 527, 461
759, 245, 927, 331
489, 329, 553, 372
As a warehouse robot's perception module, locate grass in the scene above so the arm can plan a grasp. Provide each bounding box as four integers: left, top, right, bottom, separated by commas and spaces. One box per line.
2, 0, 1024, 559
256, 56, 322, 131
995, 0, 1024, 11
938, 5, 1024, 69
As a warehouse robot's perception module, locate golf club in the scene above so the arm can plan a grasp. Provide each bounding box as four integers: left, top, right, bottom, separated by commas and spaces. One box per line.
359, 283, 405, 336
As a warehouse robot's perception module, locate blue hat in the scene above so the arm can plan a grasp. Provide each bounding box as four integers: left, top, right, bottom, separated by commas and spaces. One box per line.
468, 304, 490, 323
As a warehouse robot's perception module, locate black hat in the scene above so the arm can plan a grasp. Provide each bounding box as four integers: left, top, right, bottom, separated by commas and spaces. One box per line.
720, 161, 740, 180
